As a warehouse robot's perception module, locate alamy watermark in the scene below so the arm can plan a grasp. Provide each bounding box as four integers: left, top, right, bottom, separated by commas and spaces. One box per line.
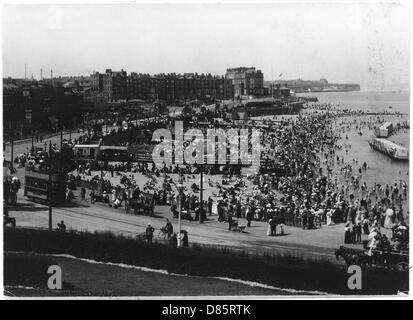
47, 265, 62, 290
151, 121, 261, 172
347, 265, 362, 290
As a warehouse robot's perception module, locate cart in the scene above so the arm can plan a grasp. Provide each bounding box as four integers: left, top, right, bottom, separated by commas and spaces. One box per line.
369, 248, 409, 272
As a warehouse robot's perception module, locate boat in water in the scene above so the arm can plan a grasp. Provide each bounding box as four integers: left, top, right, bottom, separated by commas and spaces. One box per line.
368, 137, 409, 161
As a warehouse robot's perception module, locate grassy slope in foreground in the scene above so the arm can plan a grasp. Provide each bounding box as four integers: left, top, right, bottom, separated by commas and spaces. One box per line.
4, 251, 296, 296
3, 227, 409, 295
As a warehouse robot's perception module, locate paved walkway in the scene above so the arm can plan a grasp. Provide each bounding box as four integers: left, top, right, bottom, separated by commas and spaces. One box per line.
8, 192, 385, 264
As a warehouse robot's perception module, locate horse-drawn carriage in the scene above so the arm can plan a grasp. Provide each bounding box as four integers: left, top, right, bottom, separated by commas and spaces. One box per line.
335, 245, 409, 272
336, 224, 409, 272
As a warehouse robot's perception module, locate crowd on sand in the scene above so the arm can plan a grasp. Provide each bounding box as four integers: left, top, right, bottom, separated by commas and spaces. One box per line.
6, 103, 409, 250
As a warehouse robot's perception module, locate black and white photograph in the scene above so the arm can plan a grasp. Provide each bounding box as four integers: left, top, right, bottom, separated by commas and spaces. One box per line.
1, 1, 411, 300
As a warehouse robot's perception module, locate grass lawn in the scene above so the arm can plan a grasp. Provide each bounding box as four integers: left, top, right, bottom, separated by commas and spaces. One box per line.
4, 252, 297, 297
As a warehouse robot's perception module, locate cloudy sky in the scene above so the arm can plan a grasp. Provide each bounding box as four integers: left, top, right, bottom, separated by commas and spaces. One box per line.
2, 3, 411, 90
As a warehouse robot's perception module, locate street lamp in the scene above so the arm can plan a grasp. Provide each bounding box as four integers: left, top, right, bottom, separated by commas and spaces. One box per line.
195, 162, 205, 224
177, 173, 184, 247
31, 130, 34, 153
48, 141, 53, 231
10, 131, 14, 172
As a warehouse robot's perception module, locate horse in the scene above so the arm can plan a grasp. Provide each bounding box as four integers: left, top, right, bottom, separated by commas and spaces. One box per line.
335, 246, 372, 267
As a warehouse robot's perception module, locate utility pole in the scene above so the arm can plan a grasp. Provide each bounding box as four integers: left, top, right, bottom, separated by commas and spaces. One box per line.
10, 132, 14, 171
48, 141, 53, 231
31, 130, 34, 152
199, 163, 204, 224
60, 125, 63, 149
177, 173, 184, 247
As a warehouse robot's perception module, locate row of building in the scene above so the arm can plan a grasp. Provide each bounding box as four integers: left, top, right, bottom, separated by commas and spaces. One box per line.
53, 67, 265, 102
3, 78, 85, 139
3, 66, 267, 139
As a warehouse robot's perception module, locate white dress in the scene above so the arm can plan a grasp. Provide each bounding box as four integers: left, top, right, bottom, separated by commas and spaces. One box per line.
384, 209, 394, 229
326, 211, 334, 226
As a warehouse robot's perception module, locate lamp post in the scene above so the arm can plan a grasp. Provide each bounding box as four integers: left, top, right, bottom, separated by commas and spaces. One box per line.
177, 173, 184, 247
10, 131, 14, 172
31, 130, 34, 152
60, 125, 63, 149
48, 141, 53, 231
199, 163, 204, 223
195, 162, 205, 224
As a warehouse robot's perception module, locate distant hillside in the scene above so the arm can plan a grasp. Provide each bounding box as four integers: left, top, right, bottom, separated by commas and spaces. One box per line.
265, 78, 360, 93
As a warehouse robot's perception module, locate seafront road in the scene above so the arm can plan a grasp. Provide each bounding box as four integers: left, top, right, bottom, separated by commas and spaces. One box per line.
8, 194, 366, 263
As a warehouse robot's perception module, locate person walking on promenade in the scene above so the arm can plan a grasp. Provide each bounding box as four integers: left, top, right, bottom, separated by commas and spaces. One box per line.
270, 218, 277, 236
344, 222, 352, 244
267, 219, 272, 236
207, 196, 213, 216
228, 213, 233, 231
80, 187, 86, 201
355, 222, 362, 243
169, 233, 178, 247
182, 231, 189, 247
247, 205, 254, 228
165, 219, 173, 238
145, 223, 155, 244
57, 220, 66, 232
302, 209, 308, 230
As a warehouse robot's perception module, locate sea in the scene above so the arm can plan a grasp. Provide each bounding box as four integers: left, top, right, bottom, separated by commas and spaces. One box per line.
296, 90, 410, 114
296, 90, 410, 215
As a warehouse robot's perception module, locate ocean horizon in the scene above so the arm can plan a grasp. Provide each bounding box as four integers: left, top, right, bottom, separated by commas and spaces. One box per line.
297, 90, 410, 114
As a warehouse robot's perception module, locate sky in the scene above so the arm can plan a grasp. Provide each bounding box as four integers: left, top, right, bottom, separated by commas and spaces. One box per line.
2, 3, 411, 91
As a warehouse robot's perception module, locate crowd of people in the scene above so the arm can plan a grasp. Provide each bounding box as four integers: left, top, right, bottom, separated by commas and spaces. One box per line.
5, 101, 409, 252
72, 106, 409, 233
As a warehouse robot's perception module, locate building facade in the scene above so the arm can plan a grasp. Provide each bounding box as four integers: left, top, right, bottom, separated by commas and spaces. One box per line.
126, 72, 234, 102
90, 72, 103, 93
3, 79, 85, 138
3, 83, 25, 135
225, 67, 264, 97
103, 69, 127, 101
